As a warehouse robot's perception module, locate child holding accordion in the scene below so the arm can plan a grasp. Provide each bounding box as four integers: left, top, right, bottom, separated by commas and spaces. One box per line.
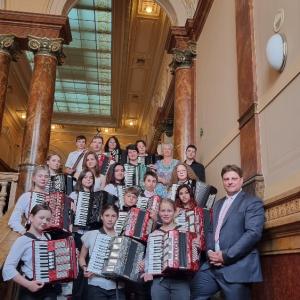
79, 203, 125, 300
142, 198, 197, 300
3, 204, 58, 300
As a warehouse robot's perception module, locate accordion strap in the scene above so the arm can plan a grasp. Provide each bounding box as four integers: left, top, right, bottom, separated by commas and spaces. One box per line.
24, 232, 51, 241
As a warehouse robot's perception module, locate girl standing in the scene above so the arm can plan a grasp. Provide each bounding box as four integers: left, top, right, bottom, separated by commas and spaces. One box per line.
78, 151, 106, 192
143, 198, 191, 300
175, 184, 197, 213
8, 166, 49, 235
3, 203, 57, 300
46, 154, 62, 176
79, 203, 125, 300
104, 163, 125, 202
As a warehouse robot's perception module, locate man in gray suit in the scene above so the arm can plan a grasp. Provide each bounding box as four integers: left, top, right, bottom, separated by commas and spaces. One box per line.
191, 164, 265, 300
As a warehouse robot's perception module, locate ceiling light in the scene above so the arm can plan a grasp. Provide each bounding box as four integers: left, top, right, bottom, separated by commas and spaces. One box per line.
104, 128, 109, 133
145, 6, 153, 13
21, 113, 26, 119
51, 124, 56, 130
129, 121, 134, 126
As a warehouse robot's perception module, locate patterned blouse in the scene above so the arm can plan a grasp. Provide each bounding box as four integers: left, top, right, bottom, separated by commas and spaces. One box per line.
154, 159, 179, 197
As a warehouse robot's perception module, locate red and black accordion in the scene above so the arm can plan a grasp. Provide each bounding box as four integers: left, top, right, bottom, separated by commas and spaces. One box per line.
32, 236, 78, 283
124, 207, 153, 242
45, 192, 73, 234
175, 207, 206, 249
137, 195, 160, 214
146, 230, 199, 275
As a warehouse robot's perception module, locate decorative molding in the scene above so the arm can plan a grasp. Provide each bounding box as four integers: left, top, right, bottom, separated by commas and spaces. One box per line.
0, 10, 72, 49
169, 40, 196, 73
0, 34, 19, 61
264, 187, 300, 227
28, 35, 65, 65
258, 187, 300, 255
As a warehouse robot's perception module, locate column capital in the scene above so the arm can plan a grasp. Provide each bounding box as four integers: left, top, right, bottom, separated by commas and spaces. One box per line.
169, 40, 197, 74
0, 34, 19, 61
28, 35, 65, 65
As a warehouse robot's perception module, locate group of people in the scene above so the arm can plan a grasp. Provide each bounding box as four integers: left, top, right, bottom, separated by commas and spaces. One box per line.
2, 133, 265, 300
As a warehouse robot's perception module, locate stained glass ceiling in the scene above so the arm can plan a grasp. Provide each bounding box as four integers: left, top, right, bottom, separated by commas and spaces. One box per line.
26, 0, 112, 116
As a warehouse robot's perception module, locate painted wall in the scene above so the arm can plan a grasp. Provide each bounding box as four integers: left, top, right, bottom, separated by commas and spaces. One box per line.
195, 0, 240, 197
254, 0, 300, 199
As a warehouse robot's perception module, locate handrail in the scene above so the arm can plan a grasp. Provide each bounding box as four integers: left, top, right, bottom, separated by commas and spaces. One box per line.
0, 172, 19, 218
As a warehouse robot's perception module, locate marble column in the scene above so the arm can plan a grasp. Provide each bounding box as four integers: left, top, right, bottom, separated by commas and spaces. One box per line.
17, 36, 64, 195
170, 41, 196, 160
0, 35, 18, 132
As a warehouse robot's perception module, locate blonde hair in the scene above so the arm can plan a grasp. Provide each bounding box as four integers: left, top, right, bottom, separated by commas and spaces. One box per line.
159, 198, 176, 212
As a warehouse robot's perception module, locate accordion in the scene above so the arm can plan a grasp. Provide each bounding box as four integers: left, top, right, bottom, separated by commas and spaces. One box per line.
146, 230, 199, 275
124, 164, 139, 187
87, 234, 145, 282
32, 237, 77, 283
29, 192, 48, 213
114, 211, 128, 236
74, 191, 114, 228
175, 207, 207, 250
87, 233, 112, 275
137, 195, 160, 214
194, 181, 217, 208
45, 174, 74, 195
137, 154, 157, 166
116, 185, 125, 209
102, 236, 145, 282
124, 208, 153, 242
45, 192, 73, 234
169, 184, 180, 201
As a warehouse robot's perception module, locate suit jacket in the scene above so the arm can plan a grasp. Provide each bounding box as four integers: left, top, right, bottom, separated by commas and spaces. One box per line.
204, 191, 265, 283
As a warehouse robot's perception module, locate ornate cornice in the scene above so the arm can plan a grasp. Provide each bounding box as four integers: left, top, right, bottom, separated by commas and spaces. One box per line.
28, 35, 65, 65
0, 34, 19, 61
169, 40, 197, 73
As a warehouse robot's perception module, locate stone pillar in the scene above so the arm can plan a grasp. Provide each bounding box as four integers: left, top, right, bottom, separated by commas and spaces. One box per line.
0, 34, 18, 132
17, 36, 64, 195
170, 41, 196, 160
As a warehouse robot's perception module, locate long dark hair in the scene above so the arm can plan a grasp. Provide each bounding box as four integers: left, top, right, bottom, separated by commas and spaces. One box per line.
105, 162, 125, 185
82, 150, 100, 177
175, 184, 197, 209
74, 169, 95, 192
104, 136, 121, 152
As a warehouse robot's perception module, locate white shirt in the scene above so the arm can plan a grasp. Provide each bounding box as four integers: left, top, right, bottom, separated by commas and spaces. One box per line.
94, 175, 106, 192
65, 150, 85, 173
81, 230, 124, 290
8, 192, 31, 234
2, 234, 48, 281
104, 184, 118, 197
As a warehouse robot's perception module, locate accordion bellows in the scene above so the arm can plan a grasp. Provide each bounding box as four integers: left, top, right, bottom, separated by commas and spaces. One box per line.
32, 237, 78, 283
87, 233, 145, 282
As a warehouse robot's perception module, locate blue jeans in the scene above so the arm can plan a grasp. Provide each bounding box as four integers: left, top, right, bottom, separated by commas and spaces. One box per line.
151, 277, 190, 300
87, 285, 125, 300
